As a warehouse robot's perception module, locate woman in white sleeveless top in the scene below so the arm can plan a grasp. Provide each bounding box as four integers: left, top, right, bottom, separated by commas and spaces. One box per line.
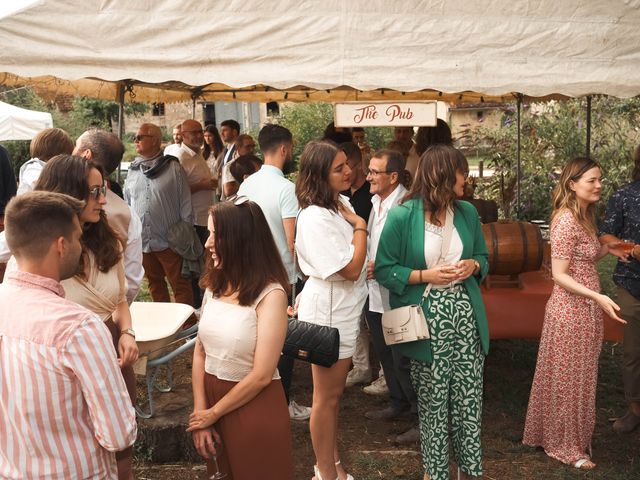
187, 199, 294, 480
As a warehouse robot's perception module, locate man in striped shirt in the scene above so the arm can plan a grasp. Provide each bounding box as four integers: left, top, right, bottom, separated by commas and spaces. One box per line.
0, 192, 137, 479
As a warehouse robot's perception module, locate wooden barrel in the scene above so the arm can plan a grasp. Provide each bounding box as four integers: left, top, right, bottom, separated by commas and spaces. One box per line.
482, 221, 544, 275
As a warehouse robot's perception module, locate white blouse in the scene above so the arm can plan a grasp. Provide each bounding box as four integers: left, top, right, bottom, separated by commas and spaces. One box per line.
424, 221, 464, 287
198, 283, 284, 382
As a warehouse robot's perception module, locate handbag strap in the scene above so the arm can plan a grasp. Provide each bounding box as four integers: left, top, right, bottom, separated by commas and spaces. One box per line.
292, 209, 334, 328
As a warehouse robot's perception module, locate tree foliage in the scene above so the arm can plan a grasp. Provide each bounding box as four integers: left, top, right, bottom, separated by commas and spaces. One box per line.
0, 87, 147, 174
467, 96, 640, 221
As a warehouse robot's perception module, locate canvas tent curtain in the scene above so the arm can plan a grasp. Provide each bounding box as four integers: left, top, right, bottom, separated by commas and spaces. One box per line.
0, 0, 639, 103
0, 100, 53, 141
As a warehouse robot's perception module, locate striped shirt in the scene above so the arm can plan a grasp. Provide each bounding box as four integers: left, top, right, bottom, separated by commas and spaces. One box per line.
0, 271, 137, 479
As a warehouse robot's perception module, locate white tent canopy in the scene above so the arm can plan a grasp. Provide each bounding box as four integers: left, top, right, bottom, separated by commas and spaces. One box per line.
0, 100, 53, 141
1, 0, 639, 103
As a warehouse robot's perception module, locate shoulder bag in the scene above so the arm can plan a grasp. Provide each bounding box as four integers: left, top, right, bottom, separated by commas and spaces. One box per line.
281, 213, 340, 367
382, 208, 454, 346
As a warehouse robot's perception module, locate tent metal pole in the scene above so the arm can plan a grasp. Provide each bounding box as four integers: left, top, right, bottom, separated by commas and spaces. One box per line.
586, 95, 592, 159
116, 82, 125, 183
516, 94, 522, 220
191, 95, 196, 119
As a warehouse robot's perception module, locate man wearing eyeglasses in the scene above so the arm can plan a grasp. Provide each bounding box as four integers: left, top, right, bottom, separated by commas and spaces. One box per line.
362, 149, 419, 444
124, 123, 194, 307
175, 119, 216, 308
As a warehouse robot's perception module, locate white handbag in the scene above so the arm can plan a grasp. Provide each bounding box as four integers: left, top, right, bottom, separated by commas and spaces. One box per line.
382, 208, 454, 346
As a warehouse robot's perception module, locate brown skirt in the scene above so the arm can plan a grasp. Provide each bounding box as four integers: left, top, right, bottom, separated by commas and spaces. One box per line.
105, 318, 136, 463
204, 373, 294, 480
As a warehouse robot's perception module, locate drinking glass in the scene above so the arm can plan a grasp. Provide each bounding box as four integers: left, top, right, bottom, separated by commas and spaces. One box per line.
209, 441, 227, 479
619, 239, 636, 256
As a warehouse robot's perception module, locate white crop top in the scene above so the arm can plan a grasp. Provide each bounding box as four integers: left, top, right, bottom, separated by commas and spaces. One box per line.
198, 283, 284, 382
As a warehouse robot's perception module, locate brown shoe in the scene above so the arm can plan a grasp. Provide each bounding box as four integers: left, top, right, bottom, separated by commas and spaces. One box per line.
613, 410, 640, 434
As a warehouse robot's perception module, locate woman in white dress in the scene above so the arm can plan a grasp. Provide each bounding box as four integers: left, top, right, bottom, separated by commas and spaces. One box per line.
295, 140, 368, 480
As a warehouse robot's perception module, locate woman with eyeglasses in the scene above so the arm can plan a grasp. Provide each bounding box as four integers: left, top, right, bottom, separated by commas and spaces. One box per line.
523, 158, 627, 470
187, 198, 294, 480
294, 140, 368, 480
25, 154, 139, 479
375, 144, 489, 480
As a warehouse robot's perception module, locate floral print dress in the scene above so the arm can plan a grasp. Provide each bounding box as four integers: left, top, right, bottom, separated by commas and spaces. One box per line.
523, 211, 603, 465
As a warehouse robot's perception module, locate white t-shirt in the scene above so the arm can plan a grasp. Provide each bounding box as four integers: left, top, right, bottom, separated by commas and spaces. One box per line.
238, 165, 298, 284
175, 143, 214, 226
17, 158, 45, 195
198, 284, 283, 382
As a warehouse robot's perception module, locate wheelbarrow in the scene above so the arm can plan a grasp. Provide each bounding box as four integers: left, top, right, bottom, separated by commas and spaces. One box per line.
130, 301, 197, 418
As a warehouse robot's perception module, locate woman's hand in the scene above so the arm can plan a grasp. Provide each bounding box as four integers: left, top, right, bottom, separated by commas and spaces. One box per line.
605, 242, 632, 262
594, 293, 627, 324
118, 334, 139, 367
366, 260, 375, 280
338, 202, 365, 229
424, 264, 459, 285
452, 259, 476, 281
191, 426, 222, 459
287, 292, 302, 317
187, 408, 218, 432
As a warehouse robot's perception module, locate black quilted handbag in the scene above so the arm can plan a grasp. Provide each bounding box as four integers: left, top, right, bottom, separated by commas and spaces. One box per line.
282, 317, 340, 367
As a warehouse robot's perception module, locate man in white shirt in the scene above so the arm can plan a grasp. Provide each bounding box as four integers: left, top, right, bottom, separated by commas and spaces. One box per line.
362, 149, 419, 444
163, 123, 183, 157
237, 123, 311, 421
175, 119, 216, 308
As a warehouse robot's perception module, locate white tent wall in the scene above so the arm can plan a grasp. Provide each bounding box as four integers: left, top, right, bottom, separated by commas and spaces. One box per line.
0, 100, 53, 141
0, 0, 639, 101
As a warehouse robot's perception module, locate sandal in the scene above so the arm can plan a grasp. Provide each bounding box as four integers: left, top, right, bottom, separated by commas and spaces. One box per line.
574, 458, 596, 470
313, 461, 353, 480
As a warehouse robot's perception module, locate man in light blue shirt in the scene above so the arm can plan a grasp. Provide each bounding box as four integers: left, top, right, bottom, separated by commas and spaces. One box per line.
238, 124, 310, 420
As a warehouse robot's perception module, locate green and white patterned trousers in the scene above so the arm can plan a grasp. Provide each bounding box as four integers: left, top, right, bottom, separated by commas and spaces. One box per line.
410, 285, 484, 480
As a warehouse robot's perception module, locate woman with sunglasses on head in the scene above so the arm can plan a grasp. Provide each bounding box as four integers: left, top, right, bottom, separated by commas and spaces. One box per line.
187, 198, 293, 480
33, 154, 138, 480
375, 144, 489, 480
294, 140, 368, 480
523, 158, 627, 470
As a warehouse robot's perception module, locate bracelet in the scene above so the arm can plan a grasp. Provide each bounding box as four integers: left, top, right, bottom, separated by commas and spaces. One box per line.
353, 227, 368, 234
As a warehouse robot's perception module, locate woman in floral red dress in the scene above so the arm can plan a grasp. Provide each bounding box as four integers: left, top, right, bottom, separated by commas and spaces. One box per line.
523, 157, 628, 470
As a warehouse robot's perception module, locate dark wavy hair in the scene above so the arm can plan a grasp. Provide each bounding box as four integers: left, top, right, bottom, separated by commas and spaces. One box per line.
295, 140, 341, 211
404, 144, 468, 226
35, 154, 122, 275
200, 200, 290, 305
415, 119, 453, 156
203, 124, 223, 160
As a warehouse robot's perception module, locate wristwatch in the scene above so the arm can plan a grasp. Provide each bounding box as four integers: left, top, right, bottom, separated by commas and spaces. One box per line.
121, 328, 136, 339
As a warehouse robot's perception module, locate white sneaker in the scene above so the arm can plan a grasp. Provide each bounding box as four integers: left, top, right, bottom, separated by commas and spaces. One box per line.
288, 400, 311, 421
345, 367, 372, 387
363, 375, 389, 396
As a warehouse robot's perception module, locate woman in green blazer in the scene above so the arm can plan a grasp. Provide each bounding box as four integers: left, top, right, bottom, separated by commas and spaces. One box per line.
375, 145, 489, 480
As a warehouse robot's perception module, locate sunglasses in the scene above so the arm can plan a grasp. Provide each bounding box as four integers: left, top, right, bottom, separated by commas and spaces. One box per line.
133, 134, 153, 142
88, 184, 107, 200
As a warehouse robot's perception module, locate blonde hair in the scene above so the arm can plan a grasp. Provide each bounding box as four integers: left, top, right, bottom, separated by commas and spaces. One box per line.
550, 157, 600, 235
